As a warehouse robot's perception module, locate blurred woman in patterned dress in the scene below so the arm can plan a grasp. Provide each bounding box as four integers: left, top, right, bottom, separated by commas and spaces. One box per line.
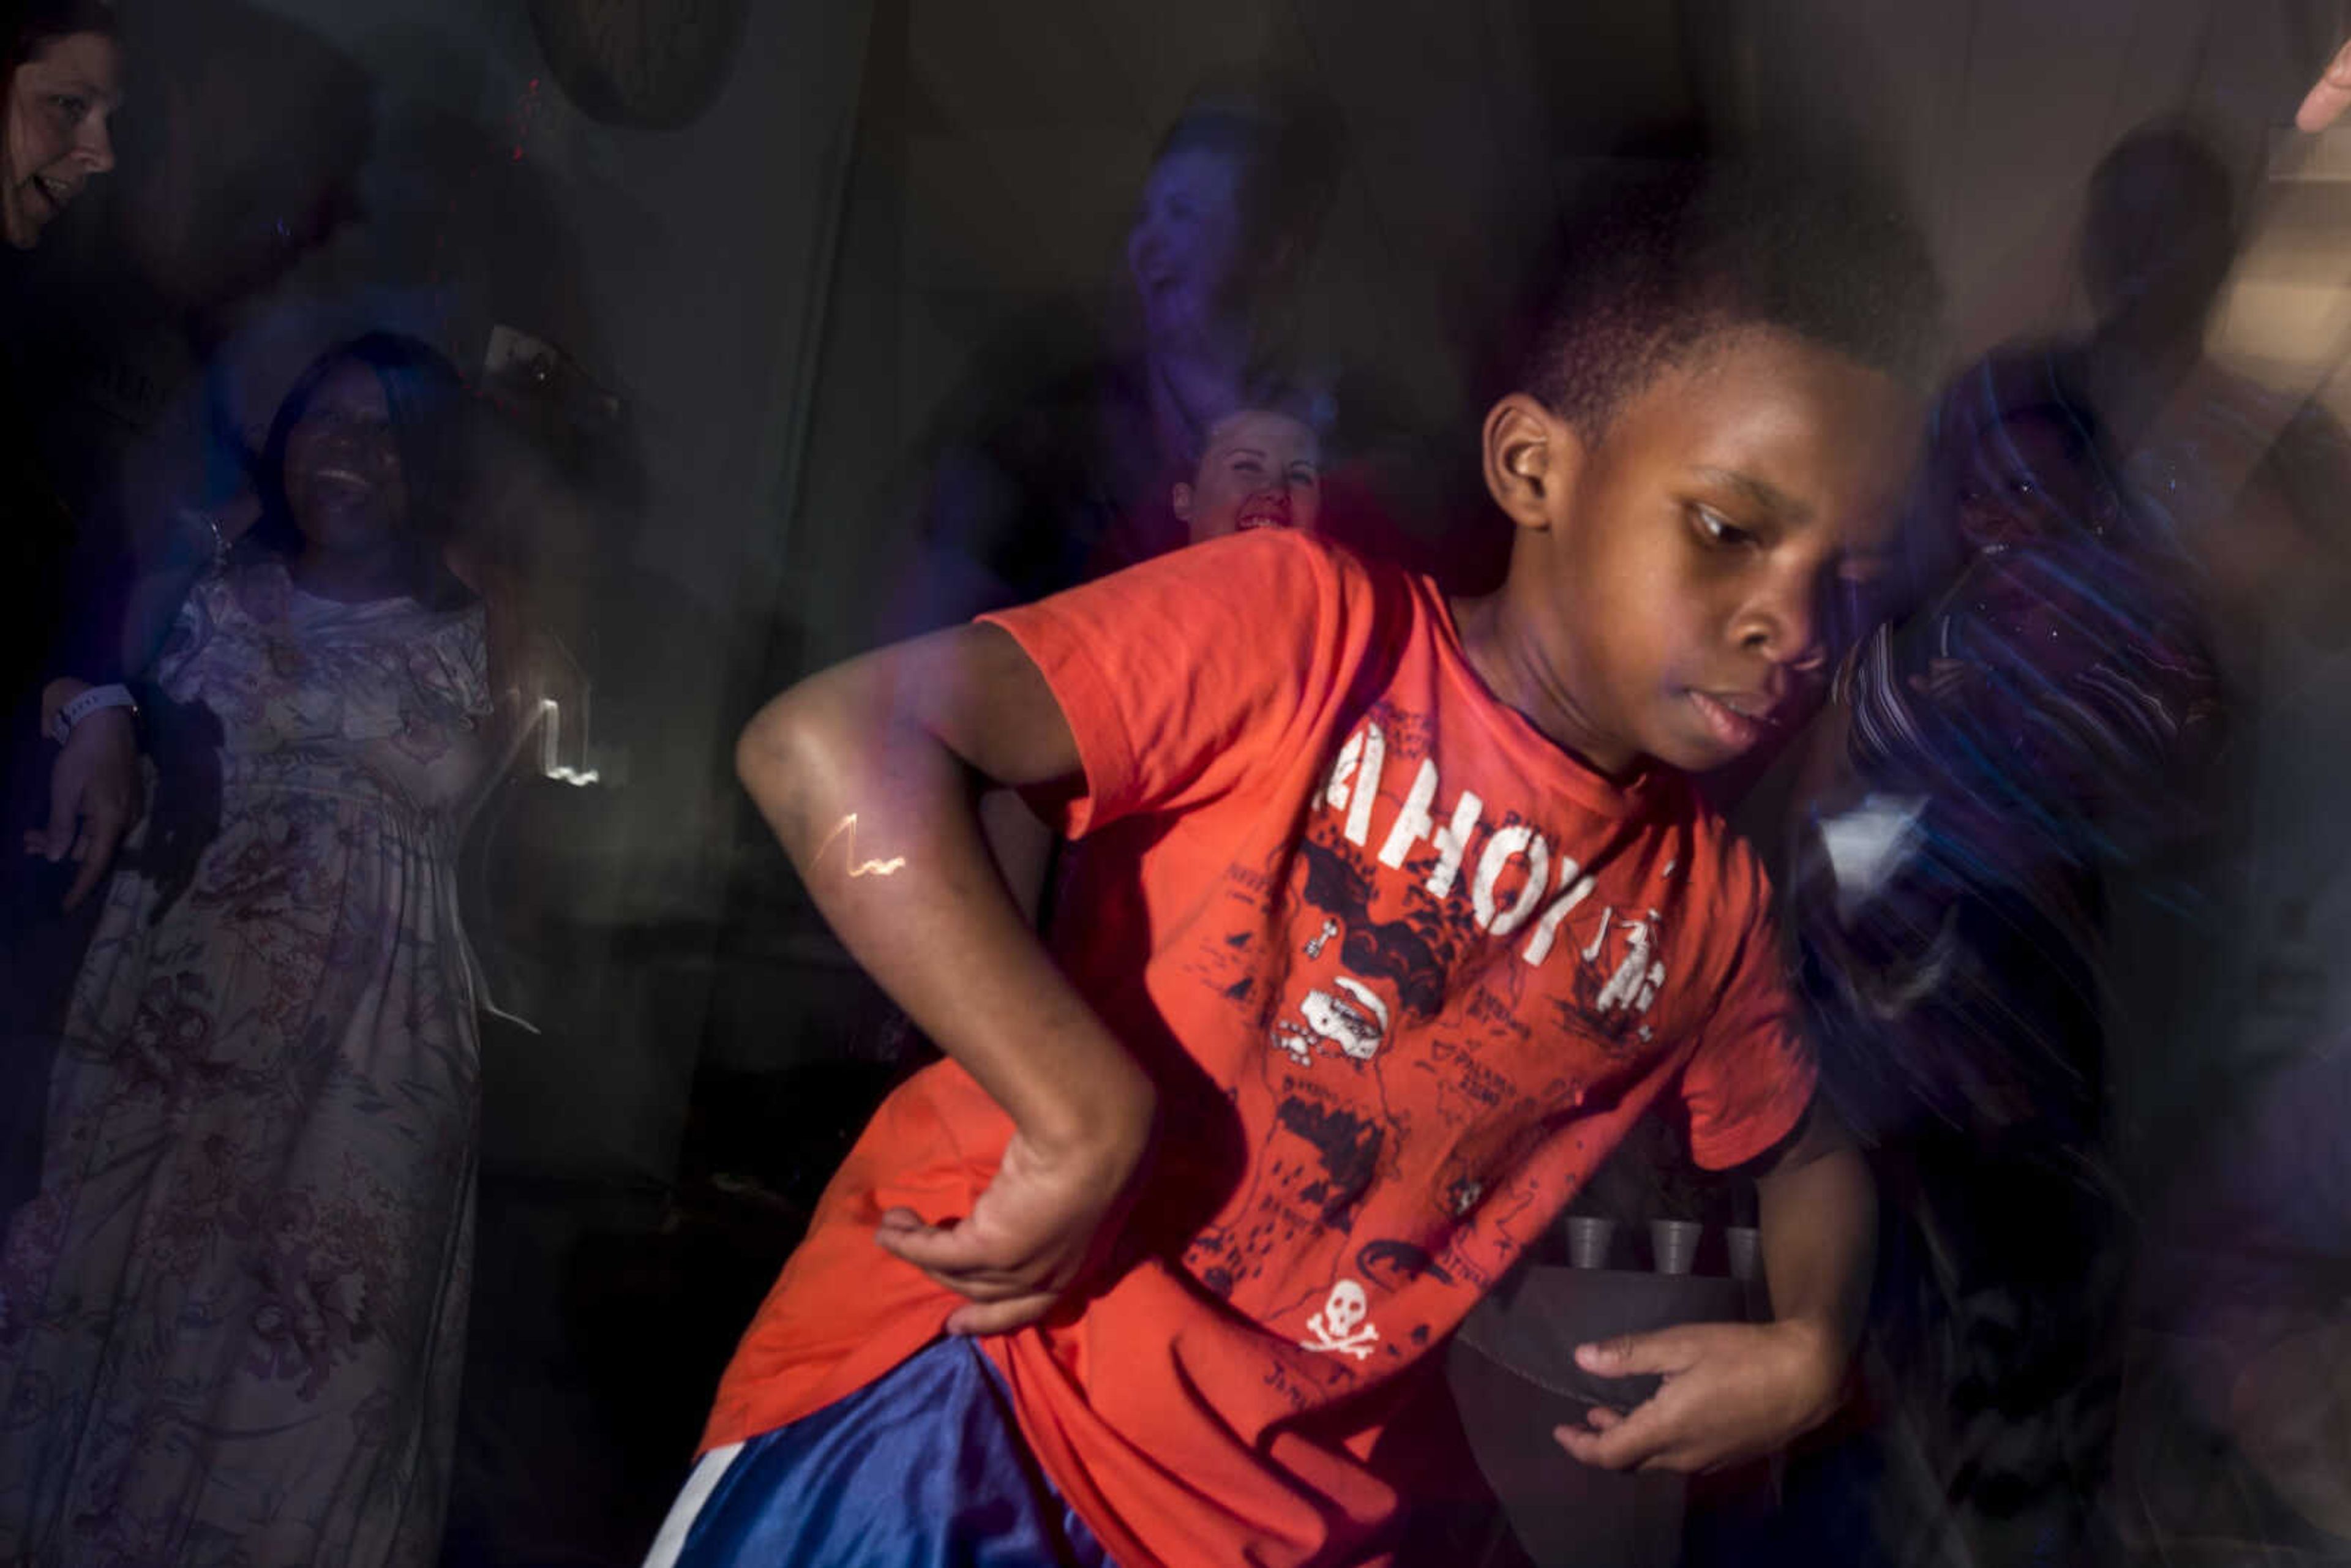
0, 333, 510, 1567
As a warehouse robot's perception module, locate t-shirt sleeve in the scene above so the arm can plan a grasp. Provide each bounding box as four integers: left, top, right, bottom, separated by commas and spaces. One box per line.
1679, 840, 1818, 1171
978, 531, 1364, 839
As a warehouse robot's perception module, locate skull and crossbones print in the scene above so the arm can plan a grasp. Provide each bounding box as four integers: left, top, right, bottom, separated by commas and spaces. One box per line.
1300, 1278, 1380, 1360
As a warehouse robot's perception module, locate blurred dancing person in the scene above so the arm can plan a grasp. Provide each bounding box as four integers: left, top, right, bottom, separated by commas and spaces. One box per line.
1790, 356, 2215, 1566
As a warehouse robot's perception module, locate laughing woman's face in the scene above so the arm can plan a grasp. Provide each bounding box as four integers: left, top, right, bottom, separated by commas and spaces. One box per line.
2, 29, 119, 250
285, 361, 408, 555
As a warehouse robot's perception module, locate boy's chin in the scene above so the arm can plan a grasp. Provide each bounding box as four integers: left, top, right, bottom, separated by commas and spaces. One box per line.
1654, 739, 1750, 775
1649, 716, 1769, 776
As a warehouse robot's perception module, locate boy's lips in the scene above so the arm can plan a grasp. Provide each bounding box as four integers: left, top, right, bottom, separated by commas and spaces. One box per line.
1687, 688, 1779, 752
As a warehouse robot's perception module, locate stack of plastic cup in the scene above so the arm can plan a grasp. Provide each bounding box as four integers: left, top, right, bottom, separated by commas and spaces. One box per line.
1565, 1215, 1616, 1270
1724, 1225, 1761, 1283
1649, 1218, 1703, 1276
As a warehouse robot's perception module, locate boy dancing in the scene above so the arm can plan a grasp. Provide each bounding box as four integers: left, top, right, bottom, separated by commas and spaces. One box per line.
651, 161, 1940, 1567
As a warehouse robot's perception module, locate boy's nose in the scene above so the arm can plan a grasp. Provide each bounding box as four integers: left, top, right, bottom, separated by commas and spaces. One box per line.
1742, 590, 1824, 672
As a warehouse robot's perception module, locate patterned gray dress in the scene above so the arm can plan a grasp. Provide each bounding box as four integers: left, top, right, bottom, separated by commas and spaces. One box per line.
0, 561, 491, 1567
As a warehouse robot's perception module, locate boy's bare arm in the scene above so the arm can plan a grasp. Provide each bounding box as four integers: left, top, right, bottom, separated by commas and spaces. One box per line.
1751, 1107, 1875, 1360
1554, 1106, 1874, 1472
737, 623, 1155, 1335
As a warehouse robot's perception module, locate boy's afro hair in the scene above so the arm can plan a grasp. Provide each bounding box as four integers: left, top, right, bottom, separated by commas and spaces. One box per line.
1520, 154, 1945, 436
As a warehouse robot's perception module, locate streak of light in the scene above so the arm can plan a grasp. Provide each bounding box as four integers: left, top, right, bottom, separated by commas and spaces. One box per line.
814, 812, 908, 877
536, 697, 600, 787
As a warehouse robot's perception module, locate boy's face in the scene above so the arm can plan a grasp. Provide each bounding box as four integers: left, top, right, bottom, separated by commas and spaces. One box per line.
1174, 410, 1323, 545
1488, 326, 1919, 776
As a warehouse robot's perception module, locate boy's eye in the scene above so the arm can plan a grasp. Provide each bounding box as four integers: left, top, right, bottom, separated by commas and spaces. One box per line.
1290, 465, 1320, 488
53, 96, 86, 121
1691, 506, 1754, 549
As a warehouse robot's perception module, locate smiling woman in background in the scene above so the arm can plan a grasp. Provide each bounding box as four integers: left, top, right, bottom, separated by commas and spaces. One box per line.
0, 334, 506, 1568
1, 0, 123, 756
902, 84, 1347, 629
1, 0, 115, 251
1171, 397, 1325, 545
0, 0, 123, 1234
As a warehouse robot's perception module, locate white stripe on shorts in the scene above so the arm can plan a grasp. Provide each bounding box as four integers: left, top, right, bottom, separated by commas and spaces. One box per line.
641, 1441, 746, 1568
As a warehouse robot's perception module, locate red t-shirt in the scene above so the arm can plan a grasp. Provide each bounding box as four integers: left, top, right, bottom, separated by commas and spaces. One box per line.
703, 532, 1815, 1566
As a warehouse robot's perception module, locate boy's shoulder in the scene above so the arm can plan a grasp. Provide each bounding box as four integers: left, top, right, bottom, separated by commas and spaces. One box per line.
1068, 528, 1428, 659
1158, 525, 1400, 589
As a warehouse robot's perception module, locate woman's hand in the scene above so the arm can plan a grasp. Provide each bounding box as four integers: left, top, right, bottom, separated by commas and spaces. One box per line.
28, 682, 144, 911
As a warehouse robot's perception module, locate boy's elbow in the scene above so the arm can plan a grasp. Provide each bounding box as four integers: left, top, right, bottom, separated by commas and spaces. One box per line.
735, 662, 907, 818
736, 681, 825, 805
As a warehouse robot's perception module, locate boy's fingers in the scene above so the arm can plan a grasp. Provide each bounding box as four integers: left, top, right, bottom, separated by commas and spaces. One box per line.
1583, 1405, 1626, 1431
915, 1267, 1040, 1302
943, 1292, 1054, 1337
1553, 1403, 1674, 1471
1575, 1327, 1699, 1378
876, 1218, 973, 1266
876, 1216, 1046, 1282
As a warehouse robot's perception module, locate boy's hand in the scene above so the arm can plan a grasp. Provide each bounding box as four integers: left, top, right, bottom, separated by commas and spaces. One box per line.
1553, 1318, 1845, 1473
876, 1107, 1150, 1337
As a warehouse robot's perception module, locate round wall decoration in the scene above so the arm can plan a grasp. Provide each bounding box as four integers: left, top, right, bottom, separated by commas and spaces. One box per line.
528, 0, 752, 132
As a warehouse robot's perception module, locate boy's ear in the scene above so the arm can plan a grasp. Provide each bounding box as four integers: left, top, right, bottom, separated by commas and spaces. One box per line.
1171, 482, 1195, 523
1483, 393, 1584, 531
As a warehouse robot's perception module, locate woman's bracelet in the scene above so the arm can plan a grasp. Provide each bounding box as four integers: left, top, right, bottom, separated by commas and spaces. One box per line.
50, 683, 139, 745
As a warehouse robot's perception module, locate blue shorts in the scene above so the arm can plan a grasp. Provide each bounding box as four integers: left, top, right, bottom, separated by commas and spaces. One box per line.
644, 1337, 1108, 1567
